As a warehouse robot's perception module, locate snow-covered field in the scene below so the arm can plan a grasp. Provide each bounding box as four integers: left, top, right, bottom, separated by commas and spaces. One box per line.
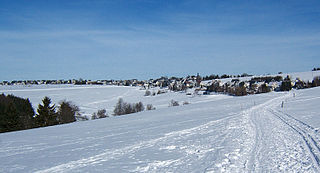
1, 74, 320, 172
0, 85, 210, 116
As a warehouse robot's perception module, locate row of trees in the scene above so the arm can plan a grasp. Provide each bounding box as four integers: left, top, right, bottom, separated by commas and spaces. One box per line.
203, 73, 252, 81
0, 95, 79, 133
312, 67, 320, 71
91, 109, 108, 120
35, 97, 79, 127
249, 76, 283, 83
113, 98, 145, 116
1, 94, 158, 133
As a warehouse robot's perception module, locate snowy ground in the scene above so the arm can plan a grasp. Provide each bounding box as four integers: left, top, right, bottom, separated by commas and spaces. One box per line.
0, 85, 211, 116
1, 82, 320, 172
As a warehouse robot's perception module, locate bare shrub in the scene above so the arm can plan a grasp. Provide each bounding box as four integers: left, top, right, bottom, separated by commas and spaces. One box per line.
183, 101, 190, 105
144, 90, 151, 96
114, 98, 125, 116
169, 100, 179, 107
114, 98, 145, 116
97, 109, 108, 118
75, 113, 89, 121
134, 102, 144, 112
57, 100, 80, 124
92, 109, 108, 120
146, 104, 156, 110
91, 112, 98, 120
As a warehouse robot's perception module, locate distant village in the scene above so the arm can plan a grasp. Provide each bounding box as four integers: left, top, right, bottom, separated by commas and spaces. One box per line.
0, 73, 237, 87
1, 69, 320, 96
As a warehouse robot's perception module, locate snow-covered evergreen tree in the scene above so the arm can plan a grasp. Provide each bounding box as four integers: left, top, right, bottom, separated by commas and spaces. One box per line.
35, 97, 57, 127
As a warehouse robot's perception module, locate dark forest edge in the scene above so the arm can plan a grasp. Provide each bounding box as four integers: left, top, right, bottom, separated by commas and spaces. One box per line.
0, 95, 79, 133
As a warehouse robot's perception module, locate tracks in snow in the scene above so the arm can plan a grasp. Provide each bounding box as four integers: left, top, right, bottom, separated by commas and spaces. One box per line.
269, 108, 320, 172
34, 114, 241, 173
4, 92, 320, 172
246, 93, 320, 172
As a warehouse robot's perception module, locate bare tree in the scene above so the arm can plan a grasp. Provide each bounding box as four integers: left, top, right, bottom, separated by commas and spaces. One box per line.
169, 100, 179, 107
146, 104, 155, 110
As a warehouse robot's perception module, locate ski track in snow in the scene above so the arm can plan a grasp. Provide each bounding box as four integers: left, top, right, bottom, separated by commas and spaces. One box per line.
1, 85, 320, 172
270, 109, 320, 171
31, 98, 260, 173
246, 93, 320, 172
34, 114, 241, 173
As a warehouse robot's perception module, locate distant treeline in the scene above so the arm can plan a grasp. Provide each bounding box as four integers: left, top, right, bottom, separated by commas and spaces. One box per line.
202, 73, 253, 80
1, 68, 319, 87
312, 67, 320, 71
0, 73, 254, 86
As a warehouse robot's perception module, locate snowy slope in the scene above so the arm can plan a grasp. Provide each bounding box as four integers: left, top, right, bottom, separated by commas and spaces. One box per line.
1, 71, 319, 116
0, 85, 145, 115
0, 85, 213, 116
1, 87, 320, 172
1, 71, 320, 172
281, 87, 320, 129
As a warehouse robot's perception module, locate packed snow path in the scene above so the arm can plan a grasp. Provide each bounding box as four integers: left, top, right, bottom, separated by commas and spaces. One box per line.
246, 93, 320, 172
1, 87, 320, 172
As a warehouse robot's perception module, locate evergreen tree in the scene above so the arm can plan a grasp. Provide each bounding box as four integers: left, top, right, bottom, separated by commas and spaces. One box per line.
9, 95, 35, 129
0, 94, 35, 133
280, 75, 292, 91
0, 102, 21, 132
57, 101, 78, 124
35, 97, 57, 127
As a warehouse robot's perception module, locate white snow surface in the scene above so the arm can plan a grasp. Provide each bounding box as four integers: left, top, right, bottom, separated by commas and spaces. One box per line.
0, 85, 221, 117
1, 72, 320, 172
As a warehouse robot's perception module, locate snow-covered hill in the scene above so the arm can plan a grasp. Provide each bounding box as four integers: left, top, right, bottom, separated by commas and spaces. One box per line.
1, 71, 320, 172
0, 85, 201, 116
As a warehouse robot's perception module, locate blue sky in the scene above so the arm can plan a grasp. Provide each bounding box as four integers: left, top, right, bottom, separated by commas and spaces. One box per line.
0, 0, 320, 80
